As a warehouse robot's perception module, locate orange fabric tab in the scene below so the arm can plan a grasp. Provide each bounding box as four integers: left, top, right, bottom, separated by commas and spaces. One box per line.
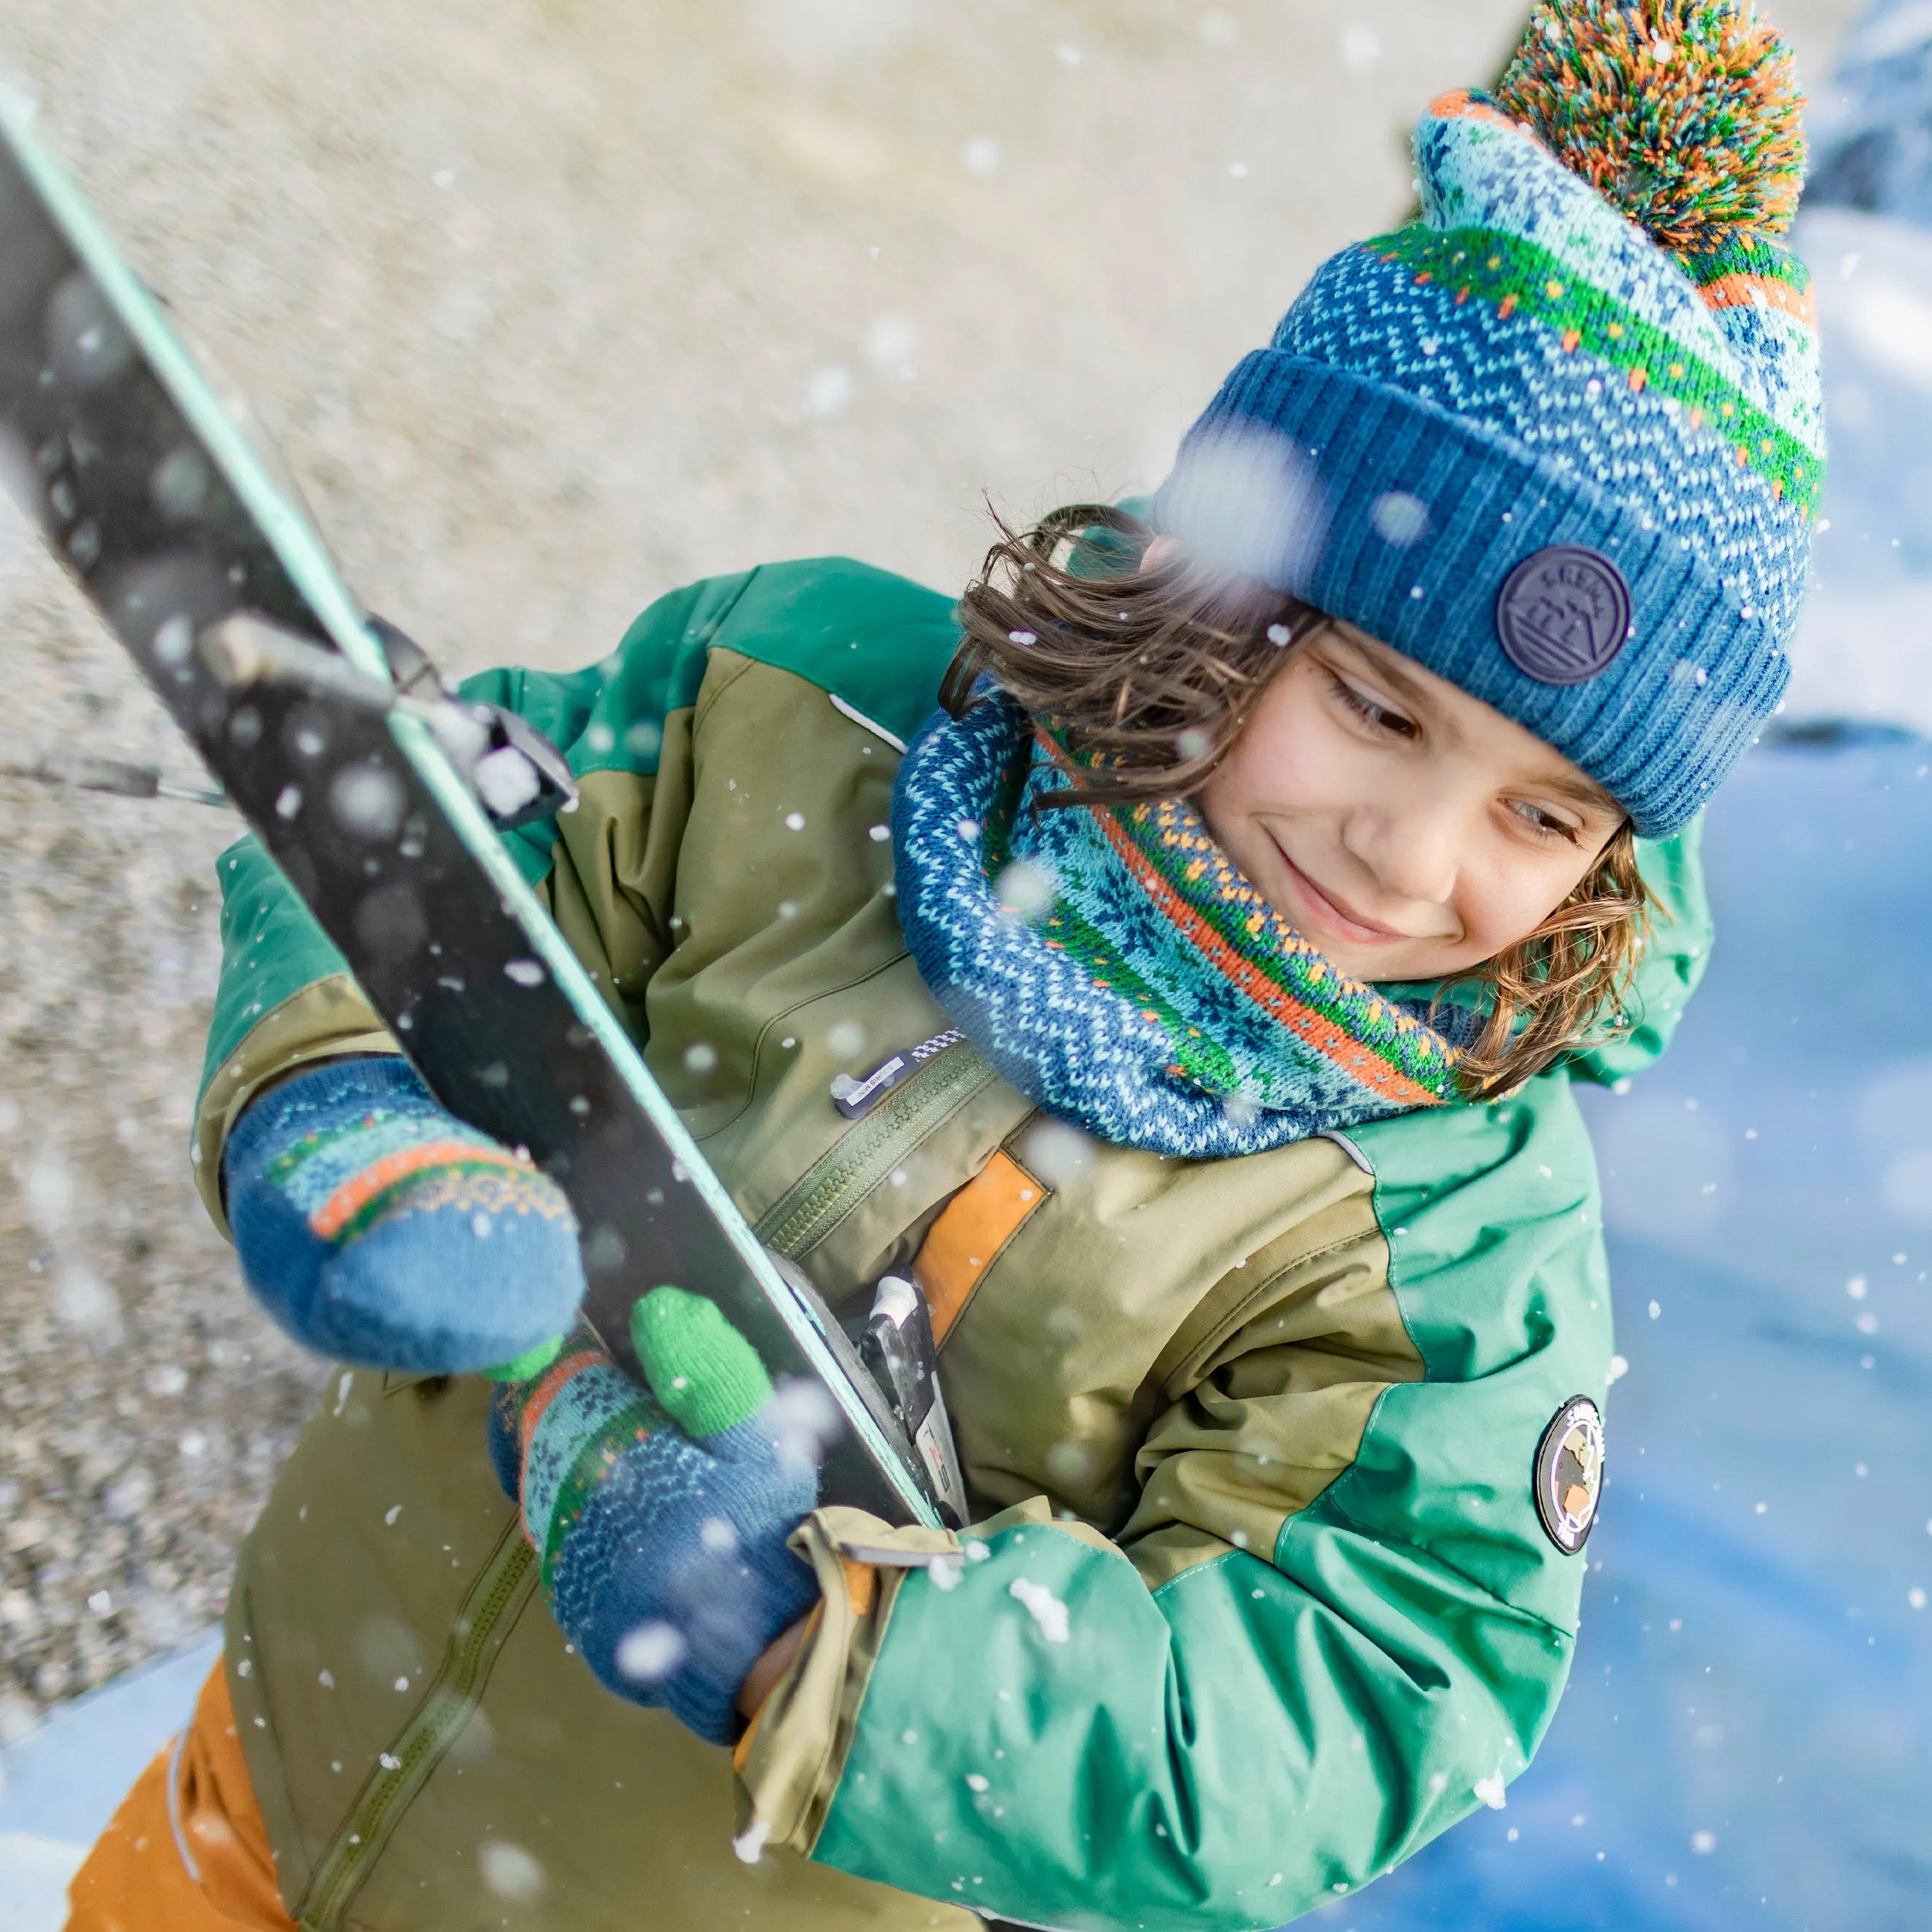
66, 1661, 295, 1932
913, 1149, 1047, 1344
839, 1557, 877, 1618
730, 1699, 764, 1777
729, 1566, 874, 1775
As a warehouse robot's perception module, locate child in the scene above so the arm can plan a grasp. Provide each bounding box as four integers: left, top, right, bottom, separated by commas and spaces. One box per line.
69, 2, 1820, 1927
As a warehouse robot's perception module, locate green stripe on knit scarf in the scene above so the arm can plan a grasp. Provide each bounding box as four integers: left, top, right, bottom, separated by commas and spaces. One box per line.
1001, 724, 1458, 1104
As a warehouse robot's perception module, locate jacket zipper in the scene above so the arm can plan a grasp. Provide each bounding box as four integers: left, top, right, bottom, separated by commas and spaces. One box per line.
755, 1038, 995, 1258
296, 1521, 537, 1930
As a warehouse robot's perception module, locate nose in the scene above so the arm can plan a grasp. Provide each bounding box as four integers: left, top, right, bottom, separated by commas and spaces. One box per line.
1338, 779, 1467, 913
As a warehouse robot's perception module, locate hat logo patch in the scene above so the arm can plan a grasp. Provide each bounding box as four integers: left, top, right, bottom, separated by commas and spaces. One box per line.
1534, 1394, 1604, 1555
1495, 546, 1633, 685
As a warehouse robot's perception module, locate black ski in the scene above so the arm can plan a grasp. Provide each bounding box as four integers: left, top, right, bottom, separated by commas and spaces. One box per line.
0, 94, 943, 1530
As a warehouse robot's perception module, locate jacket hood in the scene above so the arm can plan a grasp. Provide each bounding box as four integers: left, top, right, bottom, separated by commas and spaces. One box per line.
1573, 817, 1713, 1086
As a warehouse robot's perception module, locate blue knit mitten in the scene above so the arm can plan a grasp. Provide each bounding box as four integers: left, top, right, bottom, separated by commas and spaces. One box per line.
488, 1288, 821, 1743
223, 1057, 583, 1376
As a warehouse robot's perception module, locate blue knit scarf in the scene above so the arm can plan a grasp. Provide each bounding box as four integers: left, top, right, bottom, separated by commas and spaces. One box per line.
891, 691, 1461, 1160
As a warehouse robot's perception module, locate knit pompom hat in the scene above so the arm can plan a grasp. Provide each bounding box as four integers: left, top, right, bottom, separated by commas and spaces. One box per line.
1151, 0, 1822, 838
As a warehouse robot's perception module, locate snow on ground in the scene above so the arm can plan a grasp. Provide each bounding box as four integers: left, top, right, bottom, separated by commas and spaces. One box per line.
1784, 0, 1932, 730
1777, 202, 1932, 730
1783, 205, 1932, 726
0, 1632, 217, 1928
0, 538, 323, 1741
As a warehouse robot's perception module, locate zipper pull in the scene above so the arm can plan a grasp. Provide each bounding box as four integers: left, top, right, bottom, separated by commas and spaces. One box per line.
828, 1028, 963, 1121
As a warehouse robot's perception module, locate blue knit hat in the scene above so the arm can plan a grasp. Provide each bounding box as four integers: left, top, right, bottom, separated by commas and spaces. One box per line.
1151, 0, 1823, 838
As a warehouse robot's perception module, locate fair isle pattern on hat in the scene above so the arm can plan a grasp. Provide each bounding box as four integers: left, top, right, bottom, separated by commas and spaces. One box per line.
1152, 0, 1823, 840
892, 689, 1457, 1162
1380, 97, 1822, 514
1411, 83, 1824, 528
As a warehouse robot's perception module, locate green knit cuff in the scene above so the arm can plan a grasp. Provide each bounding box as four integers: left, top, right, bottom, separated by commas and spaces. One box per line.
481, 1332, 566, 1383
630, 1286, 772, 1440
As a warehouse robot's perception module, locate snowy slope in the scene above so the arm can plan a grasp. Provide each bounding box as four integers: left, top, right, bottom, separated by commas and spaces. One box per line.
1808, 0, 1932, 219
1785, 0, 1932, 730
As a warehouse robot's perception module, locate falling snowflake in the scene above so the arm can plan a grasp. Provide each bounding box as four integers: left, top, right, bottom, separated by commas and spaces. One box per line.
1009, 1577, 1070, 1643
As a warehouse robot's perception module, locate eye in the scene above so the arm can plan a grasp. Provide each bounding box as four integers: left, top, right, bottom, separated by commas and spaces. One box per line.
1507, 798, 1582, 844
1327, 672, 1418, 740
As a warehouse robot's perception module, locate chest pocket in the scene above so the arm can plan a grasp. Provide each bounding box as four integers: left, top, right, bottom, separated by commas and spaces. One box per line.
910, 1149, 1049, 1342
745, 1036, 1036, 1309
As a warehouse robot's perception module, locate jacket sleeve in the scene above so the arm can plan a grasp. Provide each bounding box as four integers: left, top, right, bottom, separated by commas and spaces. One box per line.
740, 1073, 1614, 1932
189, 574, 754, 1233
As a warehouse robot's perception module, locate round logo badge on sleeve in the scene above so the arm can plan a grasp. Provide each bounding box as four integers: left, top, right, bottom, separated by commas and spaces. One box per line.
1533, 1395, 1604, 1555
1495, 546, 1633, 685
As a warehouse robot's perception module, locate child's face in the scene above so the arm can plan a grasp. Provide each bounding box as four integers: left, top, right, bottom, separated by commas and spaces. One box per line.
1197, 622, 1626, 985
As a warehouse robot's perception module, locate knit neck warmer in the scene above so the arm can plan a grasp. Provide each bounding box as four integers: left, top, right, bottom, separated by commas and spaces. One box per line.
891, 690, 1461, 1161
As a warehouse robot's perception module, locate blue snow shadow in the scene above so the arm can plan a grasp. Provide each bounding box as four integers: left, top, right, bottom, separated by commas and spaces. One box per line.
0, 1631, 218, 1930
1331, 732, 1932, 1931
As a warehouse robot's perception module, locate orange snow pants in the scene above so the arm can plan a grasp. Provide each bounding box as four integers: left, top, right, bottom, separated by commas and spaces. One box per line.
65, 1661, 295, 1932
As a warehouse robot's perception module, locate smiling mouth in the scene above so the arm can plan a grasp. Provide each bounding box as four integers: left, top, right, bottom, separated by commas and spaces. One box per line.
1271, 842, 1409, 946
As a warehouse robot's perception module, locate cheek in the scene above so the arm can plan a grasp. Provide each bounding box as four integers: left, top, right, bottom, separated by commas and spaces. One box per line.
1456, 846, 1600, 955
1212, 662, 1355, 814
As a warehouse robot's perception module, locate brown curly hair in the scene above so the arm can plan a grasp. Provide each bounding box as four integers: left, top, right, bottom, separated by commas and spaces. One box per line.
944, 503, 1658, 1099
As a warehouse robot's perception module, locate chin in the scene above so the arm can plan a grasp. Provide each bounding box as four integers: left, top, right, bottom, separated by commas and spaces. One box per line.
1333, 947, 1417, 985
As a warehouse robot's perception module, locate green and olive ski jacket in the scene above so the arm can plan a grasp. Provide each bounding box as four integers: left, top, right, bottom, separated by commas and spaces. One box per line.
194, 556, 1709, 1932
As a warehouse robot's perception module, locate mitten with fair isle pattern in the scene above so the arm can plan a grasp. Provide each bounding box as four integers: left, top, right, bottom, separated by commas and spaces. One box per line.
488, 1288, 821, 1743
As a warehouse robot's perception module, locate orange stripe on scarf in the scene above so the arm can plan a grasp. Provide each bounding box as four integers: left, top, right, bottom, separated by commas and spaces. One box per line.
1090, 808, 1445, 1110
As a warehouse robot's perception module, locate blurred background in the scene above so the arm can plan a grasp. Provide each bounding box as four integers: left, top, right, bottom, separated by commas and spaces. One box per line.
1, 1, 1927, 1927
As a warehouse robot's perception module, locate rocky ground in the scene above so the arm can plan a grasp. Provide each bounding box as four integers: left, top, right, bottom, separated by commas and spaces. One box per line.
0, 0, 1857, 1736
0, 570, 308, 1740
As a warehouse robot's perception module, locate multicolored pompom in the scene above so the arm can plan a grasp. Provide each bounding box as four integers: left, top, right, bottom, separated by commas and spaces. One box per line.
1497, 0, 1806, 255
